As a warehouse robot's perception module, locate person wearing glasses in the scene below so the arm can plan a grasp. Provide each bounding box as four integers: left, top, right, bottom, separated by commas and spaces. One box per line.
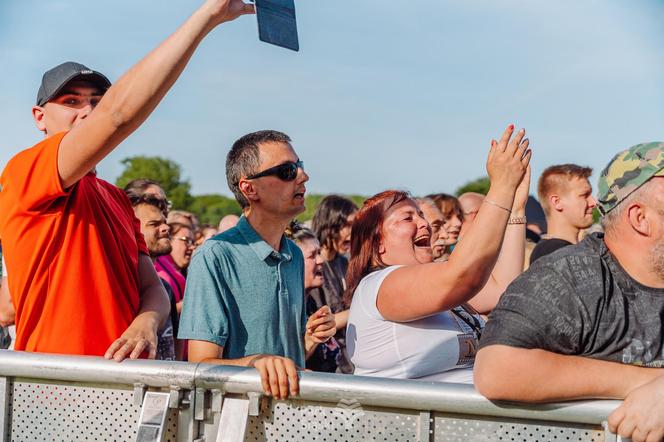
345, 125, 531, 383
0, 0, 254, 360
179, 130, 336, 400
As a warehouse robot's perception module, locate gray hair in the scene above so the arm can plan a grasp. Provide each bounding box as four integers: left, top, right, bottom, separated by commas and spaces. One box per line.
601, 179, 654, 235
415, 197, 439, 212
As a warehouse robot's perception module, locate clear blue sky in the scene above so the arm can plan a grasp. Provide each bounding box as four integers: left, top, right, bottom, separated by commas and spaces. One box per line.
1, 1, 663, 198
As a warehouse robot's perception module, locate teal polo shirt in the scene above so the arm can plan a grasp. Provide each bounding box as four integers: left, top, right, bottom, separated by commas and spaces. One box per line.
178, 216, 306, 367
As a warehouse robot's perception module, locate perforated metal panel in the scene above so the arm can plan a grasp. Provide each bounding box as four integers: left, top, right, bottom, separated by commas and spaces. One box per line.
432, 413, 605, 442
8, 379, 179, 442
245, 399, 423, 441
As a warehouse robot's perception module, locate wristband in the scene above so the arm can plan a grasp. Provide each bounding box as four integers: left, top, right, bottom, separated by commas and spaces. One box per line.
507, 216, 527, 225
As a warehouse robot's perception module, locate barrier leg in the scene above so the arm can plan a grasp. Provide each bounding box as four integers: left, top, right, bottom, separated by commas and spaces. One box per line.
135, 391, 170, 442
0, 377, 9, 442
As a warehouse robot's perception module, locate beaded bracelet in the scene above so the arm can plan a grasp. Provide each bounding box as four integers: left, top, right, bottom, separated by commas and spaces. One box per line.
507, 216, 527, 225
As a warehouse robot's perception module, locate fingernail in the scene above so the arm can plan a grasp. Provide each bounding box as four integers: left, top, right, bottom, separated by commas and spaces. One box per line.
519, 128, 525, 134
508, 124, 514, 131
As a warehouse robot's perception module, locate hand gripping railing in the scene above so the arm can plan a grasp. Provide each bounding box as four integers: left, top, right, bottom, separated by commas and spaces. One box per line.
0, 351, 623, 442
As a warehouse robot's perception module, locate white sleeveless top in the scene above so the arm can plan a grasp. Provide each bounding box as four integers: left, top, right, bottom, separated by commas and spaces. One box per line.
346, 266, 483, 384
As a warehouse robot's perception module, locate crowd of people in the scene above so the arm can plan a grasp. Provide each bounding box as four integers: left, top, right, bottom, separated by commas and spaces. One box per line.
0, 0, 663, 440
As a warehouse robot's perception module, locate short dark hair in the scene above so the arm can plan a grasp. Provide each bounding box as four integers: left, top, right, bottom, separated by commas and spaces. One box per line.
226, 130, 292, 209
311, 195, 358, 252
124, 178, 169, 215
126, 193, 169, 215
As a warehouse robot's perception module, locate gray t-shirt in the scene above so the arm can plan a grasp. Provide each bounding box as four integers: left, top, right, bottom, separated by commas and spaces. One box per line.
480, 233, 664, 367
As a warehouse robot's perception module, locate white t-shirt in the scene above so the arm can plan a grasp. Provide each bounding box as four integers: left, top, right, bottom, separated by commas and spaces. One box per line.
346, 266, 483, 384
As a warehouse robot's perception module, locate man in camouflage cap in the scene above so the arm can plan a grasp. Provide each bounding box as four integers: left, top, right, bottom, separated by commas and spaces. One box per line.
596, 142, 664, 216
475, 142, 664, 442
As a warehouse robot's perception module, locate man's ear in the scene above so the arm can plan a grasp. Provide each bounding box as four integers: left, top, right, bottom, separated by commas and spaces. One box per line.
32, 106, 47, 133
239, 179, 259, 204
626, 202, 650, 236
550, 195, 563, 212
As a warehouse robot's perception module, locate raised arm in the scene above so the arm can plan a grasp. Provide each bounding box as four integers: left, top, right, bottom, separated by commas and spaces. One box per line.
468, 166, 529, 314
57, 0, 254, 188
378, 125, 531, 322
474, 345, 662, 402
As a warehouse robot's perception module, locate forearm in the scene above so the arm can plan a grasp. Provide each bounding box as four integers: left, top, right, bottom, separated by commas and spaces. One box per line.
443, 185, 514, 294
0, 278, 14, 326
475, 345, 662, 402
304, 335, 318, 359
468, 214, 525, 314
334, 310, 348, 330
58, 3, 218, 187
136, 282, 170, 329
197, 354, 266, 366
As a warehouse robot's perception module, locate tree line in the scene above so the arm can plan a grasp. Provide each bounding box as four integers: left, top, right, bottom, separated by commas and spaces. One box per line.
115, 156, 489, 224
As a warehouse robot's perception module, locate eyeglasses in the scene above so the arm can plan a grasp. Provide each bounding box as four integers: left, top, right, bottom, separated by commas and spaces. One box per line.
174, 236, 195, 246
245, 160, 304, 182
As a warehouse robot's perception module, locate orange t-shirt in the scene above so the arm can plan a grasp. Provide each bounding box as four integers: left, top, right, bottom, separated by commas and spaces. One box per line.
0, 132, 147, 355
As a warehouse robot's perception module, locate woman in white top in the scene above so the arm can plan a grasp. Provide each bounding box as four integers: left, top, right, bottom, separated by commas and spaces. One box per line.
345, 125, 531, 383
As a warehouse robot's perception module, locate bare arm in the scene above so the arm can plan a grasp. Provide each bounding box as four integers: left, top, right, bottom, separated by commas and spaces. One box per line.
468, 166, 530, 314
474, 345, 662, 402
104, 253, 170, 361
188, 340, 299, 399
0, 277, 14, 327
334, 310, 349, 331
378, 126, 531, 322
57, 0, 254, 188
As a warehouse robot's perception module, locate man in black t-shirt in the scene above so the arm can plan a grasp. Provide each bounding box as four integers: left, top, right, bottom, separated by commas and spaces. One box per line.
529, 164, 596, 264
475, 142, 664, 441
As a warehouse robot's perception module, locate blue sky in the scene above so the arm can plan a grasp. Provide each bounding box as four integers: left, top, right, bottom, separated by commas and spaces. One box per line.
1, 1, 663, 198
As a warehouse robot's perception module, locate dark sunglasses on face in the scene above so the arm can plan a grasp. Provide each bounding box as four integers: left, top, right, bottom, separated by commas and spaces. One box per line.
245, 160, 304, 182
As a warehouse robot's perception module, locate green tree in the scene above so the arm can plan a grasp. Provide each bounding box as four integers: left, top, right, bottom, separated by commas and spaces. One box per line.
455, 176, 490, 196
188, 194, 242, 225
115, 156, 193, 210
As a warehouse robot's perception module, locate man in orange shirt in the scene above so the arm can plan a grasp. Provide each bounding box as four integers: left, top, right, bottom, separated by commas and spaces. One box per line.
0, 0, 254, 361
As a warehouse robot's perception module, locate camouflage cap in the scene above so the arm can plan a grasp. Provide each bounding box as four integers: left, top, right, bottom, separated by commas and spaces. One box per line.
597, 142, 664, 215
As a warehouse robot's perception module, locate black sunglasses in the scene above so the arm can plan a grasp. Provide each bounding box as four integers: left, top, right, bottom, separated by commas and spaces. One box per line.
245, 160, 304, 182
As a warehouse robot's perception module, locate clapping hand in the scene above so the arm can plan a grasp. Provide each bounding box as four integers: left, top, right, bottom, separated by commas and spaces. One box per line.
306, 305, 336, 344
486, 125, 532, 199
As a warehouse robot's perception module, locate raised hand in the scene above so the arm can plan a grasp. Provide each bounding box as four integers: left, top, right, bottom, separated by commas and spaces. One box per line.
204, 0, 256, 27
512, 164, 531, 213
486, 125, 532, 197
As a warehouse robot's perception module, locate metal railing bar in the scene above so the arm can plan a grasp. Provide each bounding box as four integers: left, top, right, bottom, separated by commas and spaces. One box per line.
0, 351, 196, 389
195, 364, 621, 425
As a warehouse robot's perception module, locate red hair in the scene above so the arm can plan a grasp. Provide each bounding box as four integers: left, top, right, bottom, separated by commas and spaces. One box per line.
344, 190, 411, 307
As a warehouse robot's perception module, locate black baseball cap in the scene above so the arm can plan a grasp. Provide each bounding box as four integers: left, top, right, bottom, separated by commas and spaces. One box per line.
36, 61, 111, 106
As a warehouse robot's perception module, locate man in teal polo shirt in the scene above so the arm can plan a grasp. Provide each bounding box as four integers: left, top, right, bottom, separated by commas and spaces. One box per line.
179, 130, 336, 399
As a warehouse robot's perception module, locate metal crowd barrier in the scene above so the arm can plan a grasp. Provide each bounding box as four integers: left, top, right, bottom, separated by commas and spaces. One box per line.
0, 351, 624, 441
